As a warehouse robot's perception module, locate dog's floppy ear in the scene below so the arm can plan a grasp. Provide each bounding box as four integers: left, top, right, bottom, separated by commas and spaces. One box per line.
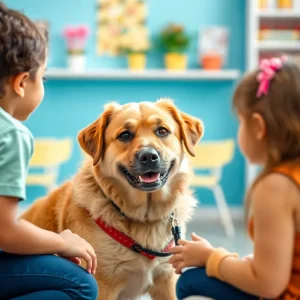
157, 98, 204, 156
78, 103, 118, 166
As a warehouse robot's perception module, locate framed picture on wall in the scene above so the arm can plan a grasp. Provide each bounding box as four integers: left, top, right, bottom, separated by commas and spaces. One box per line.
96, 0, 149, 56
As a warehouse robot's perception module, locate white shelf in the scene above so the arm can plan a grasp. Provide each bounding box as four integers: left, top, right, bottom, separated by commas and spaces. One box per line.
257, 10, 300, 19
257, 40, 300, 51
45, 68, 240, 81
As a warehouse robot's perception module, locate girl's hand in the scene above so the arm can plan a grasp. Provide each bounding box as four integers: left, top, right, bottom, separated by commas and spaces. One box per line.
58, 229, 97, 275
169, 232, 214, 274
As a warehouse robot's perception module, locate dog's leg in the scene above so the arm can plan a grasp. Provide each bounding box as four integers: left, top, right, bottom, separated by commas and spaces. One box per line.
96, 286, 120, 300
96, 277, 126, 300
147, 271, 178, 300
96, 284, 121, 300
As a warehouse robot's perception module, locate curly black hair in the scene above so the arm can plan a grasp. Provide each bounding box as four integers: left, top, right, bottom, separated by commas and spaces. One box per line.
0, 2, 48, 98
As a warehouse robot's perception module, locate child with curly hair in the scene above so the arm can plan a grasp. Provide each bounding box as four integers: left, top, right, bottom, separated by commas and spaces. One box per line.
0, 3, 98, 299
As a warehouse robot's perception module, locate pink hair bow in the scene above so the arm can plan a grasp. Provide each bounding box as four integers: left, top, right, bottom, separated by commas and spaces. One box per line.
256, 56, 287, 98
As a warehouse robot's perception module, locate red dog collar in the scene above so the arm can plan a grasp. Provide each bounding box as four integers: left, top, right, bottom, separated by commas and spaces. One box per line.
95, 217, 174, 260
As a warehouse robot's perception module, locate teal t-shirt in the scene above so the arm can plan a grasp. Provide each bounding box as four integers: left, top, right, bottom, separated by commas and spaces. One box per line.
0, 108, 33, 200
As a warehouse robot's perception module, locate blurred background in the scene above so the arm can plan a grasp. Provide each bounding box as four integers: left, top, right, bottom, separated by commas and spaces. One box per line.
9, 0, 300, 255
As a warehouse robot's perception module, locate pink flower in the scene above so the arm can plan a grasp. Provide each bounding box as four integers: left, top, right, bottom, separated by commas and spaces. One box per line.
77, 25, 90, 38
63, 26, 76, 39
63, 25, 90, 52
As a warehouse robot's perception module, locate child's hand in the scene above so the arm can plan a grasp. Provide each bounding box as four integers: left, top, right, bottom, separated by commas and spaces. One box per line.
169, 232, 214, 274
61, 256, 82, 266
58, 229, 97, 275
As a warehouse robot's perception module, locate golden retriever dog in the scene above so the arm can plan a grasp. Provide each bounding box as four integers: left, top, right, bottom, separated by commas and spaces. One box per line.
21, 98, 203, 300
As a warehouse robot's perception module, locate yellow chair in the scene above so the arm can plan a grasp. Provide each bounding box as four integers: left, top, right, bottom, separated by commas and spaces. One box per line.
26, 138, 73, 193
189, 139, 235, 237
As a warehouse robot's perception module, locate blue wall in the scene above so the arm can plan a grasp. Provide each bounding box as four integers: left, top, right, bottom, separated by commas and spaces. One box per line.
8, 0, 246, 206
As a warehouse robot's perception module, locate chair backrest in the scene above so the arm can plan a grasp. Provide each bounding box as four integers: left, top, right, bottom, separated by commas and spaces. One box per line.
29, 138, 73, 168
189, 139, 235, 169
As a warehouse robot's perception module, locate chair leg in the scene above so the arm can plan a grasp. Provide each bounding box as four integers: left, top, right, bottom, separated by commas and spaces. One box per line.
212, 184, 235, 237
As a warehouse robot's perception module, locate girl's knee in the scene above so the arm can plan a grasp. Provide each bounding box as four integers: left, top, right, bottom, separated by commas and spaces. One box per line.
176, 271, 191, 300
176, 268, 208, 300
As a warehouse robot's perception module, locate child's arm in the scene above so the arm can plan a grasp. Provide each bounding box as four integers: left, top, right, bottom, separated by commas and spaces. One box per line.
170, 173, 295, 298
0, 196, 97, 274
0, 195, 65, 253
217, 173, 294, 298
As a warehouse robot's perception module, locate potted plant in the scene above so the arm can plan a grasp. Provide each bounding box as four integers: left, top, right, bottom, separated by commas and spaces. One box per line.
160, 24, 191, 70
63, 25, 90, 71
120, 28, 150, 70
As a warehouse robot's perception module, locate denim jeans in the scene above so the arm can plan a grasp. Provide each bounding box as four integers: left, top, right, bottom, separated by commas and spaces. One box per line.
0, 252, 98, 299
176, 267, 259, 300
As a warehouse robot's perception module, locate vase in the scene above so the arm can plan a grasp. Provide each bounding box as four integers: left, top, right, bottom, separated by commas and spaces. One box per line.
67, 54, 86, 71
128, 53, 146, 70
201, 54, 222, 70
164, 53, 187, 70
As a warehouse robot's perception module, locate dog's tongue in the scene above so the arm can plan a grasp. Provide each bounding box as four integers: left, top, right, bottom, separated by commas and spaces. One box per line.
139, 172, 160, 183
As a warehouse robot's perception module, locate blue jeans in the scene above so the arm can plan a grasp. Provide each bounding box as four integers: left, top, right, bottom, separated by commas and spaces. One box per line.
176, 267, 259, 300
0, 252, 98, 300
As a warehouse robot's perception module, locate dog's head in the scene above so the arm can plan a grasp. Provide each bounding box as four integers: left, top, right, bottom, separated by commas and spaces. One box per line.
78, 99, 203, 192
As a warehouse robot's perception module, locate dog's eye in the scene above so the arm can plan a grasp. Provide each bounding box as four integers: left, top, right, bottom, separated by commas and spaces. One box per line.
156, 127, 170, 137
118, 131, 133, 142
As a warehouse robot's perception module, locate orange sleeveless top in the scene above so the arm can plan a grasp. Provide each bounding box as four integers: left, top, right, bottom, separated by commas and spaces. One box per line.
248, 164, 300, 299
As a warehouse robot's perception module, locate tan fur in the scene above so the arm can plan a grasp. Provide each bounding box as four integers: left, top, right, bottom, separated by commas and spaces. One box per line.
21, 99, 203, 300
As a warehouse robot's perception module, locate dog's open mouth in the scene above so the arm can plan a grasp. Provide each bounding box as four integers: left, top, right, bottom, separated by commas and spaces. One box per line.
119, 161, 175, 192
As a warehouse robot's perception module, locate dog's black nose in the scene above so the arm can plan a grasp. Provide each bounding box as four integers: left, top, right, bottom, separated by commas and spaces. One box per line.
137, 148, 160, 168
